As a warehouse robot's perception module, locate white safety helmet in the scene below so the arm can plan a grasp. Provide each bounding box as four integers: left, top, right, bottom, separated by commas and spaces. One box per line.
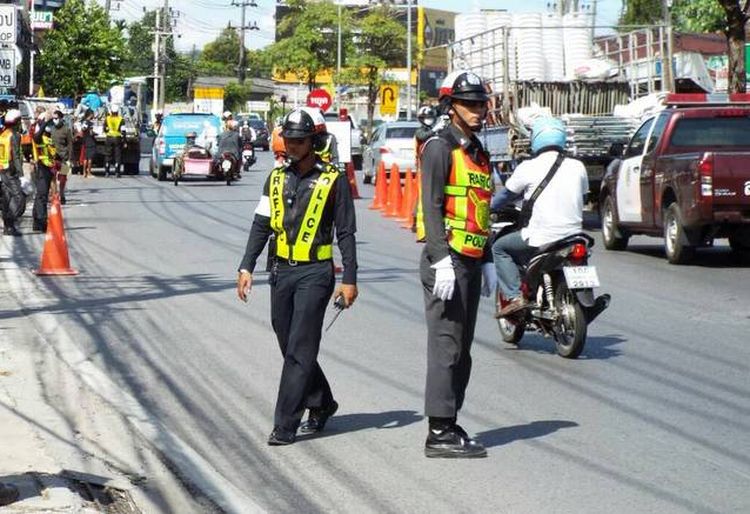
4, 109, 21, 126
110, 104, 120, 114
222, 110, 233, 120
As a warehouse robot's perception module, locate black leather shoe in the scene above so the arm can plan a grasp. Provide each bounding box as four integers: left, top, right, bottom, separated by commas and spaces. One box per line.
3, 226, 21, 237
299, 401, 339, 434
425, 424, 487, 458
0, 483, 19, 506
267, 427, 296, 446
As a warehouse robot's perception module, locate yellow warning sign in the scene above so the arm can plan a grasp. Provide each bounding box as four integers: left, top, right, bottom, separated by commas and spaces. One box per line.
379, 84, 399, 115
194, 87, 224, 100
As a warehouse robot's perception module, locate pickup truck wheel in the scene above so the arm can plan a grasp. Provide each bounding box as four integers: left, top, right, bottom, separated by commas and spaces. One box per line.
601, 196, 629, 251
664, 203, 695, 264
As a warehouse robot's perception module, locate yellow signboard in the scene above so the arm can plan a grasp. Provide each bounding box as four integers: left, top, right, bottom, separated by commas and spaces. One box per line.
379, 84, 399, 115
194, 87, 224, 100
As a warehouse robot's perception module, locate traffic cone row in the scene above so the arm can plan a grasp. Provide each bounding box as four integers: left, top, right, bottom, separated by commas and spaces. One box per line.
368, 161, 421, 234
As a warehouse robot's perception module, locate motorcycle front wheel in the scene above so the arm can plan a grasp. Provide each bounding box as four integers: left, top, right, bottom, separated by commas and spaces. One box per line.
553, 279, 587, 359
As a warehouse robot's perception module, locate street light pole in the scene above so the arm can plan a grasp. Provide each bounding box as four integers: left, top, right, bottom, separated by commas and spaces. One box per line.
406, 0, 412, 120
337, 3, 342, 110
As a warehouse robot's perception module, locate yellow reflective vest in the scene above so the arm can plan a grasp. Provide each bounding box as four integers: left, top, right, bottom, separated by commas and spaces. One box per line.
106, 115, 123, 138
32, 129, 55, 167
269, 163, 339, 262
0, 130, 11, 170
443, 146, 492, 258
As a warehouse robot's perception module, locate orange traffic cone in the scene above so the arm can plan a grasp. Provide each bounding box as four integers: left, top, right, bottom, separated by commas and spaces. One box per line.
398, 167, 414, 220
368, 161, 387, 210
35, 194, 78, 276
384, 164, 402, 217
401, 168, 419, 228
345, 161, 361, 199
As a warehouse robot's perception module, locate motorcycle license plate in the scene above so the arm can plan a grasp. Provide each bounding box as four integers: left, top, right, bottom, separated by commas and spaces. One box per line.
242, 150, 252, 158
221, 160, 232, 172
563, 266, 600, 289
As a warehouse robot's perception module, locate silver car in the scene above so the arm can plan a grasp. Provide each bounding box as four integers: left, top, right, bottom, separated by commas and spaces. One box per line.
362, 121, 420, 184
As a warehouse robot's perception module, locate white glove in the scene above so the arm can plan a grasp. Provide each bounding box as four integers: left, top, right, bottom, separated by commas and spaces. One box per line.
431, 256, 455, 301
481, 262, 497, 298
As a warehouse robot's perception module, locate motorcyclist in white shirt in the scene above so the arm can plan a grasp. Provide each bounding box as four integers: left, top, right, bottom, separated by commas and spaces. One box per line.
491, 117, 589, 317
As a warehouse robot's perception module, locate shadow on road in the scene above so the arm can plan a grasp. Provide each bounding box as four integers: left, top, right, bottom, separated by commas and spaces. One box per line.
312, 409, 423, 439
476, 419, 578, 448
502, 334, 627, 360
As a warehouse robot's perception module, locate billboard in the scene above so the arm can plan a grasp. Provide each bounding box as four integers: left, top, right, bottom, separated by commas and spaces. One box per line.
418, 7, 455, 71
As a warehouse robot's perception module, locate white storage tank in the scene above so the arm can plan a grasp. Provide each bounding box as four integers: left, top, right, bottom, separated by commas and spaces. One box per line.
484, 11, 514, 90
455, 13, 486, 74
563, 12, 593, 79
513, 13, 545, 81
542, 12, 565, 81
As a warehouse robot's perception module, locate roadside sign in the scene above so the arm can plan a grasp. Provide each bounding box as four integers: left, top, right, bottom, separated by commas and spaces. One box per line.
194, 87, 224, 116
246, 100, 270, 112
0, 6, 16, 45
31, 11, 54, 30
0, 48, 16, 88
326, 120, 352, 164
307, 88, 332, 112
379, 84, 398, 115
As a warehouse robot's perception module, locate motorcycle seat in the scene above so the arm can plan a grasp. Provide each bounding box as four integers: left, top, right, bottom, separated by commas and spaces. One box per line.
533, 233, 594, 256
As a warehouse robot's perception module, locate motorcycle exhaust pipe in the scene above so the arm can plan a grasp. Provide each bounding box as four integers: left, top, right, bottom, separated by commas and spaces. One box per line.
584, 294, 611, 324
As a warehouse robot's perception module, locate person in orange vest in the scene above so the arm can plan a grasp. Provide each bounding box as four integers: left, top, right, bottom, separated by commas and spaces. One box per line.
0, 109, 25, 236
419, 71, 496, 459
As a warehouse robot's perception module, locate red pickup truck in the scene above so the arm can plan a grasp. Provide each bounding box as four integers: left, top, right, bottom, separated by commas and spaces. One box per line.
599, 93, 750, 263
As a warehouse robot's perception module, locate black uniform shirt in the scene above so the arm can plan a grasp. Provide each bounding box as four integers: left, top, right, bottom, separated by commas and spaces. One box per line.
239, 160, 358, 284
420, 123, 492, 265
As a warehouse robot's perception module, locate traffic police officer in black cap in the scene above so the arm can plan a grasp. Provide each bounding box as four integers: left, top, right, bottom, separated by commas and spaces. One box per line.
420, 70, 496, 458
237, 106, 358, 446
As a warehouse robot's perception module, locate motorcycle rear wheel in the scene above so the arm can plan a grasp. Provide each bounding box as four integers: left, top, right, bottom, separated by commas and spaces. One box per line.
553, 279, 587, 359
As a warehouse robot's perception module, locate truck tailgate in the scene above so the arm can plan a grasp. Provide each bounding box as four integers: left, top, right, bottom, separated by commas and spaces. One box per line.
712, 153, 750, 206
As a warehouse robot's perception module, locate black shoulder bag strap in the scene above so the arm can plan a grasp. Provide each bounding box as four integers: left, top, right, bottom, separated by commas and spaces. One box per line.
518, 152, 565, 228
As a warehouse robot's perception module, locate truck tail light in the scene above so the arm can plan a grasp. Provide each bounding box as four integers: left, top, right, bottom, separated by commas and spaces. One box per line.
698, 153, 713, 197
158, 139, 166, 155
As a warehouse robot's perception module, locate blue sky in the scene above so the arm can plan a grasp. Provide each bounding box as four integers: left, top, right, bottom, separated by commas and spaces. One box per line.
100, 0, 622, 53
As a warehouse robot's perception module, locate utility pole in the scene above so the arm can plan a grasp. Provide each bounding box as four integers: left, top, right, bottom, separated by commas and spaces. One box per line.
152, 9, 160, 116
231, 1, 258, 84
406, 0, 412, 120
29, 0, 35, 96
159, 0, 169, 110
662, 0, 674, 92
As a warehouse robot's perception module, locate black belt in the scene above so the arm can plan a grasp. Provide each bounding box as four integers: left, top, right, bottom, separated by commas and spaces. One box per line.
275, 258, 332, 268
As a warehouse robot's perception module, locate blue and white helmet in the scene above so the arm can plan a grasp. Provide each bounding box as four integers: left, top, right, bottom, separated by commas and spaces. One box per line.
530, 117, 566, 154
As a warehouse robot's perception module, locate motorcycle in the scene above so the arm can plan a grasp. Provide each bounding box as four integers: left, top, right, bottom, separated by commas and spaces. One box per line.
241, 139, 256, 172
216, 152, 239, 185
493, 208, 610, 359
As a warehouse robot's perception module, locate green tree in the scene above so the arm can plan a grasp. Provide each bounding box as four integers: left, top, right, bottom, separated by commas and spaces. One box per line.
224, 81, 254, 112
342, 6, 408, 136
715, 1, 749, 93
671, 0, 725, 32
268, 0, 350, 90
619, 0, 662, 26
121, 10, 194, 102
198, 27, 239, 76
37, 0, 127, 97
